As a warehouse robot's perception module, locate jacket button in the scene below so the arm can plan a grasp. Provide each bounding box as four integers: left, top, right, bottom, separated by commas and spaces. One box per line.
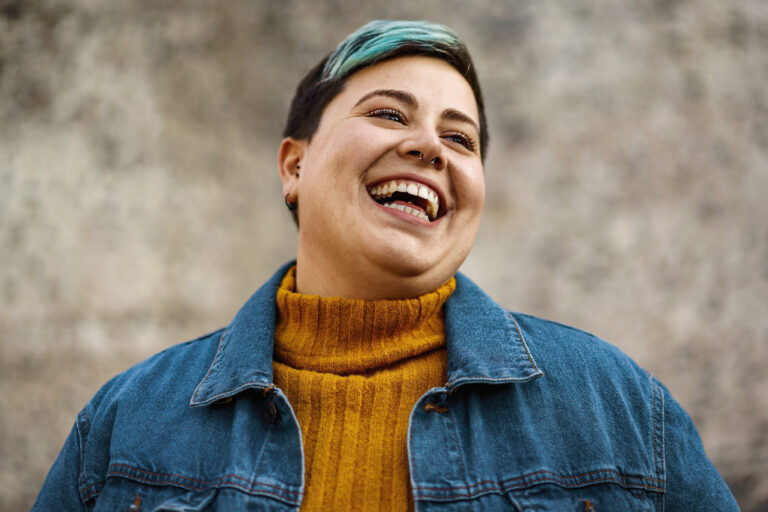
263, 401, 280, 425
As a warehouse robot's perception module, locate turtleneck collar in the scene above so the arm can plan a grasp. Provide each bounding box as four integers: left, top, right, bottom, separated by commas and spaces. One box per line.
273, 266, 456, 375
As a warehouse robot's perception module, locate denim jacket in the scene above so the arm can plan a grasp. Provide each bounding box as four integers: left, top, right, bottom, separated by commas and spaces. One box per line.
34, 262, 738, 511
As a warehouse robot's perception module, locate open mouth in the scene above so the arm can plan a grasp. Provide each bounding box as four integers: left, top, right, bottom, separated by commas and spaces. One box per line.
368, 179, 442, 222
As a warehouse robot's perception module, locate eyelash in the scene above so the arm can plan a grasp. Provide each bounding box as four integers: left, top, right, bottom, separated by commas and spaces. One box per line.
445, 131, 477, 152
367, 108, 405, 123
366, 108, 478, 152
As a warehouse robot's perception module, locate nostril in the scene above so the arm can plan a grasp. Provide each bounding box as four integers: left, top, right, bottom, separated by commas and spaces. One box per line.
408, 150, 423, 160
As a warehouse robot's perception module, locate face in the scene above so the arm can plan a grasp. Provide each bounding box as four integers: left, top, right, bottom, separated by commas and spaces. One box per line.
280, 56, 485, 299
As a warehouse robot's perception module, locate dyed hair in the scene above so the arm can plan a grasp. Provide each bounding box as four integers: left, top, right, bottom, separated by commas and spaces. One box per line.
283, 20, 488, 158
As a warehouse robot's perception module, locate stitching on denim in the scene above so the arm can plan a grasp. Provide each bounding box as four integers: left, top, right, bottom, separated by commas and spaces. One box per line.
286, 393, 305, 496
447, 405, 470, 494
653, 378, 665, 482
107, 462, 301, 500
190, 330, 227, 404
79, 480, 105, 502
250, 405, 274, 478
76, 408, 91, 507
651, 378, 659, 477
106, 470, 299, 503
415, 473, 664, 500
415, 468, 665, 493
508, 312, 540, 371
196, 380, 274, 405
107, 463, 301, 497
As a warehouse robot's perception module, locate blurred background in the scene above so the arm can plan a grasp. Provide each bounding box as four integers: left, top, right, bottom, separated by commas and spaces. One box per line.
1, 0, 766, 510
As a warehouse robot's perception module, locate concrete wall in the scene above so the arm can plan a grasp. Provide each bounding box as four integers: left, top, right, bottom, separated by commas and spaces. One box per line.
1, 0, 766, 509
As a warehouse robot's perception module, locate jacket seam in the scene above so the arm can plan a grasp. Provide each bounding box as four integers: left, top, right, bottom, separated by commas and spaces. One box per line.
447, 406, 471, 504
652, 376, 666, 511
105, 463, 302, 500
76, 407, 90, 509
106, 470, 297, 503
507, 312, 540, 372
414, 473, 665, 500
190, 330, 227, 404
414, 468, 665, 493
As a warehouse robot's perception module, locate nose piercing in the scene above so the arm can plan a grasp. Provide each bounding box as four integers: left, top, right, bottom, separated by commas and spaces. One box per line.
419, 152, 424, 161
430, 157, 439, 165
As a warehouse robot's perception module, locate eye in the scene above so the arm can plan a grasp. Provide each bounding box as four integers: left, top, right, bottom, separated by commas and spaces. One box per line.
444, 131, 478, 152
366, 108, 407, 124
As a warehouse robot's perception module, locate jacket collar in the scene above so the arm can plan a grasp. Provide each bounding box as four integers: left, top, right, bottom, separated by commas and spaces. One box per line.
191, 262, 542, 407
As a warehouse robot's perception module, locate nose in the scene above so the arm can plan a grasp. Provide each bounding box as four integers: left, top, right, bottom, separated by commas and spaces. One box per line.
407, 150, 444, 170
400, 131, 445, 171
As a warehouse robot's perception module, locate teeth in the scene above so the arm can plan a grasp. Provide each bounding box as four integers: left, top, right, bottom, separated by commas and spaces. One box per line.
368, 179, 441, 220
383, 202, 430, 221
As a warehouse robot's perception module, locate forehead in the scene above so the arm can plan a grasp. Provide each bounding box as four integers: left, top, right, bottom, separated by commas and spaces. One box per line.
331, 56, 480, 121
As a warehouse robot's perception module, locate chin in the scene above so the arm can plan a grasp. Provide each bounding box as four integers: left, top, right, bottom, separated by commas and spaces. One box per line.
369, 247, 468, 284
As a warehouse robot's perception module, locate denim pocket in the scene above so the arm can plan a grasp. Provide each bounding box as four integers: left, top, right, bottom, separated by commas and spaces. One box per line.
507, 482, 660, 512
91, 480, 216, 512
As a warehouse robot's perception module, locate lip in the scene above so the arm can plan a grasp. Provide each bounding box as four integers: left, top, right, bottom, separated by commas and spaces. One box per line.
365, 173, 448, 220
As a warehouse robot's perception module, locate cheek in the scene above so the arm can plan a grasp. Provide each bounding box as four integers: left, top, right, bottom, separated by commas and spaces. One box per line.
314, 124, 387, 174
458, 167, 486, 212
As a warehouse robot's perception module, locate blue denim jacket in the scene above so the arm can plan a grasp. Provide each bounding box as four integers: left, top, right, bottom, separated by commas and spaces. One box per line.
34, 262, 738, 511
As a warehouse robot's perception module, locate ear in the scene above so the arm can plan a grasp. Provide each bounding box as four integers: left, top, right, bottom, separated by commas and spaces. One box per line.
277, 137, 306, 202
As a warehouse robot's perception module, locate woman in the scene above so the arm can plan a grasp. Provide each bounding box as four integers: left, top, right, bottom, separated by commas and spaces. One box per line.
34, 20, 737, 511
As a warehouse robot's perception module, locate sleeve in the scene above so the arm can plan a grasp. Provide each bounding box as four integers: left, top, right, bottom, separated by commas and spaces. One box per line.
31, 411, 87, 512
658, 379, 740, 511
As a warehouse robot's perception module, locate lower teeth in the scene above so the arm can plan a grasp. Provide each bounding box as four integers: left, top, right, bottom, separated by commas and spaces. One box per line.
384, 203, 430, 221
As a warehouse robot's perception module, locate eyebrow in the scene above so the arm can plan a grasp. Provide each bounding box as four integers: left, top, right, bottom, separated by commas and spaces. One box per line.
354, 89, 417, 108
441, 108, 480, 136
354, 89, 480, 135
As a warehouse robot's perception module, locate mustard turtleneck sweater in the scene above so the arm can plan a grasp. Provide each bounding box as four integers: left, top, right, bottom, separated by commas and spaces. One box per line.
272, 267, 456, 511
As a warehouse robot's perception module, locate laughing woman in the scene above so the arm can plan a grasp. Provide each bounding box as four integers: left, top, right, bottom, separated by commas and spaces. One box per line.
34, 20, 738, 511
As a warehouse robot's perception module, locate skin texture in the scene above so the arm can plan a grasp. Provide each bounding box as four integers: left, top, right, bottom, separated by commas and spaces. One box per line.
278, 56, 485, 299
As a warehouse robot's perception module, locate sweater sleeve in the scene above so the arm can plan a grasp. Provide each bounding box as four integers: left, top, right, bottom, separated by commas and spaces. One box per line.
658, 379, 740, 511
31, 411, 87, 512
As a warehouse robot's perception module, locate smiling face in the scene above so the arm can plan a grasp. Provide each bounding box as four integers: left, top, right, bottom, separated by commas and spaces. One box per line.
279, 56, 485, 299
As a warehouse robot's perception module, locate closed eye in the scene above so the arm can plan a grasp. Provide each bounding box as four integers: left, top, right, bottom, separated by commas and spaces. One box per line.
366, 108, 407, 124
444, 131, 478, 152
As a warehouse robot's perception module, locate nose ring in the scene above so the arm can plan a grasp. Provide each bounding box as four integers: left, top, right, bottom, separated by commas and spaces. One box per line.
418, 152, 441, 167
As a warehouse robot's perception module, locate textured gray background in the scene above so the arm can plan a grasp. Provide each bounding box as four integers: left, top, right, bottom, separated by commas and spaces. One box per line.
2, 0, 767, 510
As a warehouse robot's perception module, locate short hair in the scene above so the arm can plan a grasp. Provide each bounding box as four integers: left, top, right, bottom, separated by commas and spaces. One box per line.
284, 19, 488, 157
283, 20, 489, 226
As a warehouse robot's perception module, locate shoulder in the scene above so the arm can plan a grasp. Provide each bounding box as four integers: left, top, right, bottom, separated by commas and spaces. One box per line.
511, 311, 652, 383
86, 328, 225, 421
507, 311, 660, 424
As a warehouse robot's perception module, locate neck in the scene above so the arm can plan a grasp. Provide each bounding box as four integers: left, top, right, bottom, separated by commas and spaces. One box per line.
294, 250, 451, 300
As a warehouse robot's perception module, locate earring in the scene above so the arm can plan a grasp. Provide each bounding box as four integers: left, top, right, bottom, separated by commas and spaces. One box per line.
284, 194, 298, 211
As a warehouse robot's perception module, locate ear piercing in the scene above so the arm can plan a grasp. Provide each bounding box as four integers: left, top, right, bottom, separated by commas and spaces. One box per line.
284, 194, 298, 211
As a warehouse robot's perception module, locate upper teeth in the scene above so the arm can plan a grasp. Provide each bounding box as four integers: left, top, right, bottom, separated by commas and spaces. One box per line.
368, 179, 440, 220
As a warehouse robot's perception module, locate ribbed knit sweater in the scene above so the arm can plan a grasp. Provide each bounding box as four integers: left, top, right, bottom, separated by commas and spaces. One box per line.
272, 266, 456, 511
